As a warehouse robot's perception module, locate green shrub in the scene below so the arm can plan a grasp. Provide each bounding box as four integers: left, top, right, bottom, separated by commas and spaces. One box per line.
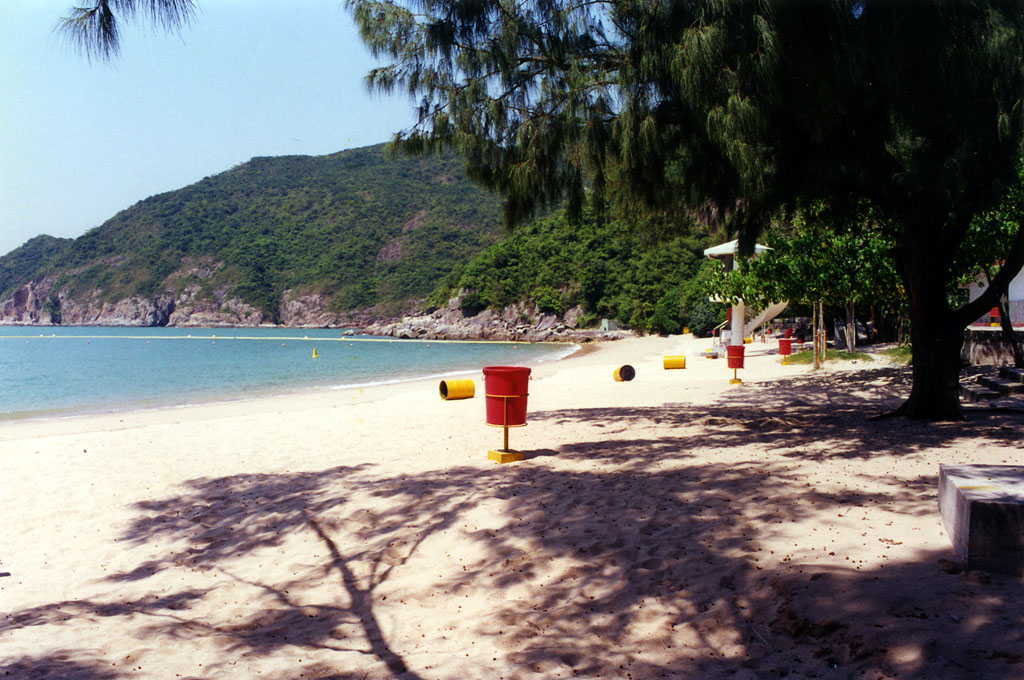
533, 286, 565, 315
687, 300, 724, 337
44, 295, 62, 324
460, 291, 490, 316
650, 288, 684, 335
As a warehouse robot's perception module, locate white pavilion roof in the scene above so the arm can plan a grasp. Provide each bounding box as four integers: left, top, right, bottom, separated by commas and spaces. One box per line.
703, 239, 771, 258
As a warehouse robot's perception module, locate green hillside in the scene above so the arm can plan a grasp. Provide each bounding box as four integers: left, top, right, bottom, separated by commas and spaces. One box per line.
2, 144, 505, 321
429, 209, 724, 335
0, 235, 73, 297
2, 144, 728, 333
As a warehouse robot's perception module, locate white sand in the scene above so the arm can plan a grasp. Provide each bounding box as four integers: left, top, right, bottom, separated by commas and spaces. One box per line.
1, 334, 1022, 679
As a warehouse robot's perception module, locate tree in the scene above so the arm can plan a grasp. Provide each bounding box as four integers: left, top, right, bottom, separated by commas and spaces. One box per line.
345, 0, 1024, 419
62, 1, 1024, 419
705, 203, 905, 367
708, 208, 903, 319
953, 172, 1024, 367
58, 0, 195, 61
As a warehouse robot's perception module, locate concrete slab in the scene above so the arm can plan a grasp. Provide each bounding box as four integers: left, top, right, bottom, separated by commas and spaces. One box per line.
979, 374, 1024, 394
959, 382, 1003, 403
938, 464, 1024, 575
1001, 366, 1024, 384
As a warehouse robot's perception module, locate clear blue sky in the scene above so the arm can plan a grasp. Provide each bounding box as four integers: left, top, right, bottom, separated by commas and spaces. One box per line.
0, 1, 417, 257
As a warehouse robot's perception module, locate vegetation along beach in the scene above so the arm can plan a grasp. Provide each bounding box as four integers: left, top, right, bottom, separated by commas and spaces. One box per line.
4, 2, 1024, 679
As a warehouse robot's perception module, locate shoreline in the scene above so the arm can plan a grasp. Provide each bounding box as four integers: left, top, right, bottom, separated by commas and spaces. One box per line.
0, 336, 600, 437
0, 330, 588, 427
3, 334, 1022, 679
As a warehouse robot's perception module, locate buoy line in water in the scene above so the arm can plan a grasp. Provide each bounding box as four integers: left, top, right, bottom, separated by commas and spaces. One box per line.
0, 334, 547, 346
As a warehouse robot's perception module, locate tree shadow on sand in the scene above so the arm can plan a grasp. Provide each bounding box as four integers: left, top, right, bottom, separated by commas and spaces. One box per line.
4, 368, 1023, 678
0, 654, 123, 679
531, 366, 1024, 462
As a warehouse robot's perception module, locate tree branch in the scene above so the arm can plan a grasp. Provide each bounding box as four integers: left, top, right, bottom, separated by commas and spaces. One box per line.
954, 223, 1024, 327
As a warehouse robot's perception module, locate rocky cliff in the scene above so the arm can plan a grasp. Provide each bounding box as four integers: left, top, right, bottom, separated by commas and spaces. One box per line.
0, 264, 610, 341
363, 295, 628, 343
0, 259, 370, 328
0, 274, 265, 327
0, 273, 626, 342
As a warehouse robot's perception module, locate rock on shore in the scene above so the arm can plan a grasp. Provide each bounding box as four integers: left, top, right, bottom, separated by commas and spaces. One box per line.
0, 273, 628, 341
363, 297, 629, 343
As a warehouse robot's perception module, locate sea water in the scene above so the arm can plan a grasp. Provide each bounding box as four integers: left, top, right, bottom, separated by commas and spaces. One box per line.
0, 327, 574, 420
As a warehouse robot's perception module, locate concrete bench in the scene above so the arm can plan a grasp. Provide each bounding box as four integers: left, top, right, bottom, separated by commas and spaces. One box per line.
938, 464, 1024, 575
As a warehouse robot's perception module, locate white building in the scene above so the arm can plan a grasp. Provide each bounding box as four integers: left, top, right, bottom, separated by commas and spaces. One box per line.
965, 268, 1024, 325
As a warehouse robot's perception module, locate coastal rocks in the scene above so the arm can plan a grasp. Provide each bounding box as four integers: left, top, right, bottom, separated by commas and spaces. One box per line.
166, 284, 266, 327
167, 299, 265, 327
56, 292, 169, 326
0, 271, 624, 341
363, 299, 627, 343
0, 276, 266, 328
279, 291, 343, 327
0, 276, 58, 324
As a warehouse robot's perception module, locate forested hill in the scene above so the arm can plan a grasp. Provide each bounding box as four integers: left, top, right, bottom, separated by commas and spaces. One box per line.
0, 144, 506, 326
425, 210, 722, 337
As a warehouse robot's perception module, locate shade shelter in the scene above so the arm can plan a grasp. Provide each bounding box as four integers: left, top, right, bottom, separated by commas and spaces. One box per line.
703, 240, 773, 348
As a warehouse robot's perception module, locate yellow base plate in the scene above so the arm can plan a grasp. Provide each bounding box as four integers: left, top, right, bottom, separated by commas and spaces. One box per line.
488, 450, 525, 464
729, 378, 743, 385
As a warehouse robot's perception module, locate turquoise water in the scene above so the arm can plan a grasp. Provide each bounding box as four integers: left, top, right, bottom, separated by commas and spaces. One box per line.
0, 327, 573, 420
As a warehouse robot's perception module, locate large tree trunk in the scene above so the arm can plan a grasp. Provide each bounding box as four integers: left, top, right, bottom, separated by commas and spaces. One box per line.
896, 257, 965, 420
898, 321, 965, 419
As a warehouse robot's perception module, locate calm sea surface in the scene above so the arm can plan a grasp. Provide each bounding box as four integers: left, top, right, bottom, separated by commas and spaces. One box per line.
0, 327, 573, 420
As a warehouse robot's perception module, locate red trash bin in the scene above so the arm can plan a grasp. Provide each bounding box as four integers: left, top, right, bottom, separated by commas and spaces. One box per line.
726, 345, 745, 369
779, 338, 793, 356
483, 366, 531, 427
784, 328, 793, 339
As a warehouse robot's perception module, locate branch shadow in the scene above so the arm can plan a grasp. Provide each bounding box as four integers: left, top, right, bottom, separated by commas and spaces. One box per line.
4, 365, 1022, 678
530, 366, 1024, 462
354, 433, 1023, 678
0, 654, 123, 679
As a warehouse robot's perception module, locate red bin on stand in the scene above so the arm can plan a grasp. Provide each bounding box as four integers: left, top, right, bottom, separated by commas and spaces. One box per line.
726, 345, 745, 369
779, 338, 793, 356
784, 328, 793, 339
483, 366, 531, 427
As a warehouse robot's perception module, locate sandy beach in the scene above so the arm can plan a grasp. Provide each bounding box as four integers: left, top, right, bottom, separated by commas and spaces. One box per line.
1, 334, 1022, 679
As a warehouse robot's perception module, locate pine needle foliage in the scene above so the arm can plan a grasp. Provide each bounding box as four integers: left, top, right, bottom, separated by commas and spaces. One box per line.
350, 0, 1024, 419
57, 0, 195, 61
55, 1, 1024, 417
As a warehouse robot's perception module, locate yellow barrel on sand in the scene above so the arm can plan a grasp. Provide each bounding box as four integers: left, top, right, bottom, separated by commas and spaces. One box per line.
663, 355, 686, 370
439, 378, 475, 400
613, 365, 636, 382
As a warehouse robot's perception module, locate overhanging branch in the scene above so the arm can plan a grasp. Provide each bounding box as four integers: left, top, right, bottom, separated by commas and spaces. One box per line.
955, 223, 1024, 327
